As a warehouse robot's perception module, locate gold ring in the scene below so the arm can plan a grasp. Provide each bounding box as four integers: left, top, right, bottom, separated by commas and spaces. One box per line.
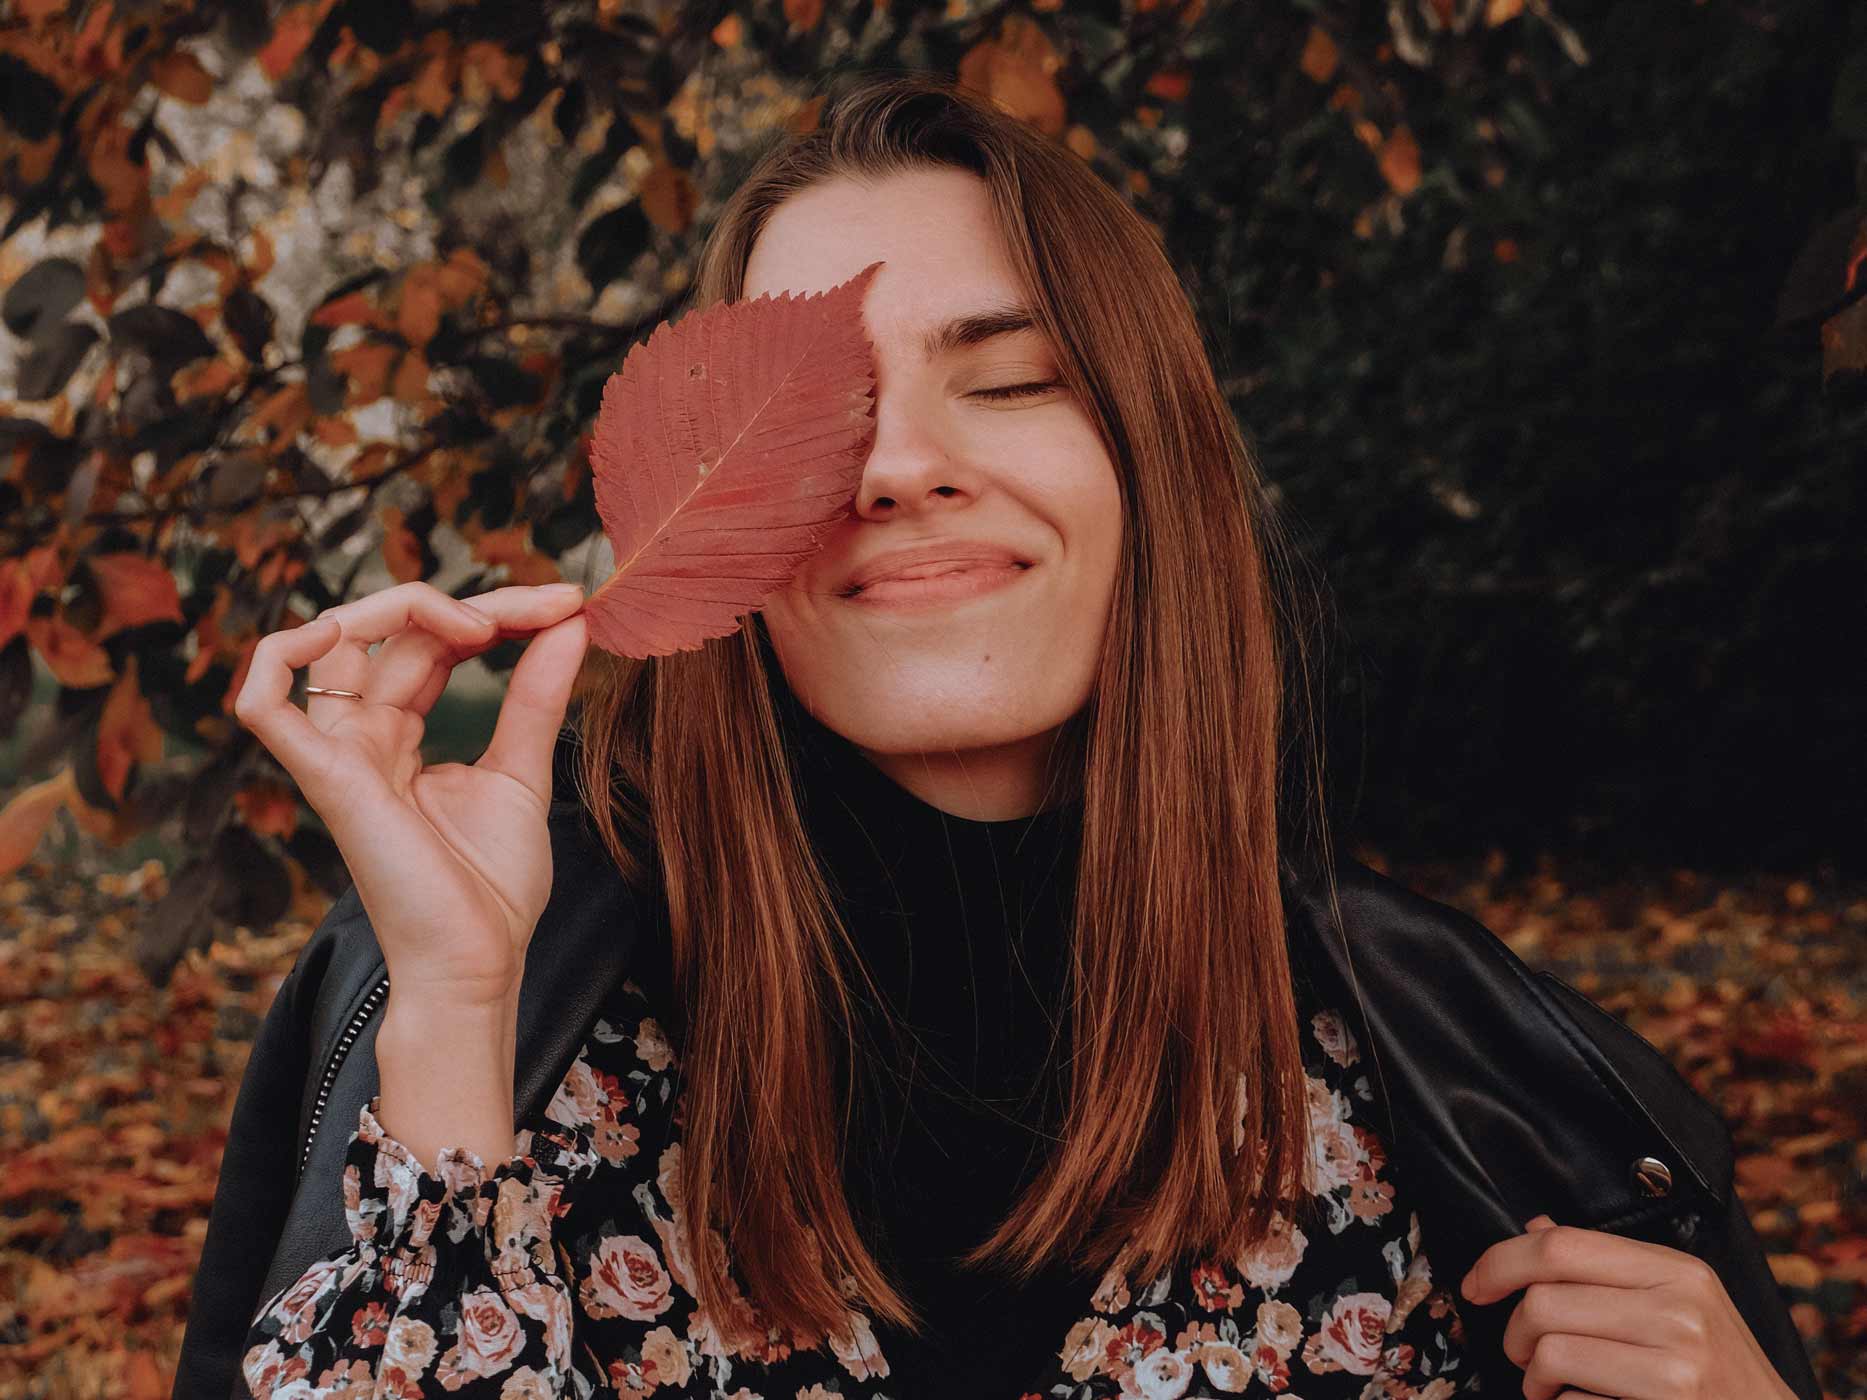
304, 685, 365, 700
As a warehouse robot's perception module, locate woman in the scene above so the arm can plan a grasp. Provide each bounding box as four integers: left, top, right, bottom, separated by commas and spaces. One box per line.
220, 72, 1808, 1398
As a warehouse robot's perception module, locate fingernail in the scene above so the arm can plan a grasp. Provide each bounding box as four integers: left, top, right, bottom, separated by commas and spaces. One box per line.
547, 582, 583, 595
461, 603, 495, 625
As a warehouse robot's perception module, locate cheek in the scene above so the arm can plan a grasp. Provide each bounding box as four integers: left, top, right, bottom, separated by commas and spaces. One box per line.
758, 589, 844, 702
1057, 451, 1124, 580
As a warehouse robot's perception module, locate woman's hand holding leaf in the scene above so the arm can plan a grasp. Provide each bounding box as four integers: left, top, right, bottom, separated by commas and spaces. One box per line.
233, 581, 589, 1011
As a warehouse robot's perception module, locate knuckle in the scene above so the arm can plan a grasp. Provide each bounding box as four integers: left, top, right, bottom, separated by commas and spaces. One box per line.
1659, 1352, 1700, 1396
1669, 1294, 1708, 1347
1535, 1225, 1581, 1271
1517, 1280, 1553, 1328
1500, 1316, 1532, 1368
1683, 1254, 1720, 1295
1527, 1330, 1569, 1378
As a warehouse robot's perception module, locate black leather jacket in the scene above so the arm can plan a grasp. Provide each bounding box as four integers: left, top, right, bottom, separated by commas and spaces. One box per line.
173, 797, 1821, 1400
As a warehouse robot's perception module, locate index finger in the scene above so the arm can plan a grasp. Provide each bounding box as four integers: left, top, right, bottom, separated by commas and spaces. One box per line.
1459, 1222, 1686, 1304
315, 581, 504, 651
231, 616, 349, 797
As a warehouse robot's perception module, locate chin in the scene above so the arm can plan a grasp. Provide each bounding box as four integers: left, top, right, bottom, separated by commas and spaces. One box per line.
822, 697, 1055, 755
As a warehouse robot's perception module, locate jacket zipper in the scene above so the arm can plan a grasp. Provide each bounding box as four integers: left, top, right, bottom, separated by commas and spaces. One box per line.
298, 971, 391, 1181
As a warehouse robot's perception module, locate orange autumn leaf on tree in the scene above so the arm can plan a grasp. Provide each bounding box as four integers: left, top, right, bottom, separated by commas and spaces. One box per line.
956, 15, 1067, 138
96, 655, 162, 804
171, 358, 240, 402
469, 524, 561, 586
0, 770, 76, 877
330, 341, 399, 404
87, 553, 184, 640
1380, 124, 1423, 196
25, 612, 112, 688
580, 261, 882, 658
309, 291, 381, 329
148, 51, 213, 104
397, 280, 443, 348
0, 558, 34, 647
1300, 25, 1341, 84
236, 781, 299, 839
258, 2, 329, 81
641, 161, 700, 234
380, 504, 423, 583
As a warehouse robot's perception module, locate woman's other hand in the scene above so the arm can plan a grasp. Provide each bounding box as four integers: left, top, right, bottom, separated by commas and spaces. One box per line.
1459, 1211, 1798, 1400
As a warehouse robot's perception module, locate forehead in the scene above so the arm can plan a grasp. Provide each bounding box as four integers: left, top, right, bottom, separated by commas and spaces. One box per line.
741, 169, 1028, 352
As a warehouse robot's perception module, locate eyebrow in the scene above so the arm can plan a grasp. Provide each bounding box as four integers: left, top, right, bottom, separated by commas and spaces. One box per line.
920, 304, 1041, 361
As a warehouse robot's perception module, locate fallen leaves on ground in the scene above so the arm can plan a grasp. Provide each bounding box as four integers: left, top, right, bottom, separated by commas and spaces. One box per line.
0, 851, 1861, 1396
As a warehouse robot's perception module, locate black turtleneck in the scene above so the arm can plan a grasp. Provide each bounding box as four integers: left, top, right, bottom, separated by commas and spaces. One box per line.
785, 704, 1097, 1395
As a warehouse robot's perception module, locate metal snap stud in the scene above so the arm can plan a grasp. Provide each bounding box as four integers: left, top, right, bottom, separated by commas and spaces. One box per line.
1631, 1156, 1673, 1197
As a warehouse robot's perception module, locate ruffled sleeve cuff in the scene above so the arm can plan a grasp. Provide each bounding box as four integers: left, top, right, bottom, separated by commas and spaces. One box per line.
341, 1095, 604, 1292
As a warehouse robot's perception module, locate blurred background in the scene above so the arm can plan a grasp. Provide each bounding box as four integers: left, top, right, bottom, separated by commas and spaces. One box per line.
0, 0, 1862, 1393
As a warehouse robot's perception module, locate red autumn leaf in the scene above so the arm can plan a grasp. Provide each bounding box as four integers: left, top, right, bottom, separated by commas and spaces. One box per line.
580, 260, 882, 659
87, 553, 184, 640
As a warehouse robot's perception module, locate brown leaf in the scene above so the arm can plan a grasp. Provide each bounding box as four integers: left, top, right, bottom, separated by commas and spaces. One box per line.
331, 342, 398, 404
582, 261, 882, 658
87, 121, 147, 216
396, 279, 443, 348
1768, 1253, 1822, 1290
470, 524, 561, 586
87, 553, 184, 639
235, 781, 298, 839
309, 291, 380, 329
1300, 25, 1340, 84
1380, 124, 1422, 197
149, 52, 213, 104
392, 348, 430, 403
171, 358, 239, 402
0, 768, 78, 876
462, 40, 524, 101
248, 383, 312, 441
0, 558, 34, 649
380, 504, 423, 583
640, 161, 700, 235
957, 15, 1067, 138
1144, 69, 1191, 103
311, 417, 357, 446
97, 655, 162, 803
25, 611, 113, 687
258, 4, 320, 82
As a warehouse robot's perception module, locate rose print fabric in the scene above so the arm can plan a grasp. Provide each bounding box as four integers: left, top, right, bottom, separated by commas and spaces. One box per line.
240, 965, 1477, 1399
1042, 973, 1475, 1400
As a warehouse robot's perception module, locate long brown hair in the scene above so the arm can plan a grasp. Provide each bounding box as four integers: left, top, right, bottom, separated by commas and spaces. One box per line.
570, 68, 1341, 1349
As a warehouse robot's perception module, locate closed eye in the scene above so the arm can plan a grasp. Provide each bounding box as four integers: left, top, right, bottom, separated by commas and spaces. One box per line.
971, 381, 1061, 401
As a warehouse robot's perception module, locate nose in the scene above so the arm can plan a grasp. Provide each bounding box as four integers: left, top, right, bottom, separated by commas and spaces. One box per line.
849, 382, 984, 520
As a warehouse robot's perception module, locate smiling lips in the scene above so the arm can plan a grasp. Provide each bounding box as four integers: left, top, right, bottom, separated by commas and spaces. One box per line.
845, 541, 1030, 590
840, 540, 1035, 607
848, 561, 1031, 605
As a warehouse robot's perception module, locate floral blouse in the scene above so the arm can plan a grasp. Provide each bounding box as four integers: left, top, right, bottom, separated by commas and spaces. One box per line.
240, 969, 1478, 1399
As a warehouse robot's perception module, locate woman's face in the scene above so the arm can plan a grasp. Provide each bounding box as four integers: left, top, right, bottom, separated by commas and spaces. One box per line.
745, 167, 1124, 820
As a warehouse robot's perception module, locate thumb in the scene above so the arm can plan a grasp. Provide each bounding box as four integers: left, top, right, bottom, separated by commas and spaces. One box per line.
478, 611, 589, 804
